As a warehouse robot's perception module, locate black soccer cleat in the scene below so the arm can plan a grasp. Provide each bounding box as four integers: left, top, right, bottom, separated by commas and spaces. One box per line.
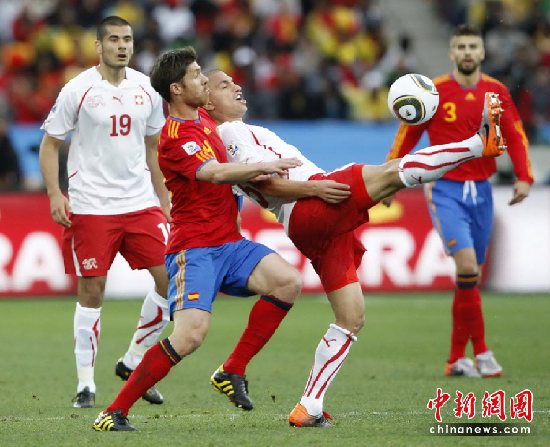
72, 386, 95, 408
115, 358, 164, 405
210, 366, 253, 411
92, 409, 136, 432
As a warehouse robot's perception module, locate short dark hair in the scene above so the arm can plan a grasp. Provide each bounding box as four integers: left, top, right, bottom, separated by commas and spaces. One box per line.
451, 24, 482, 39
97, 16, 131, 40
149, 47, 198, 103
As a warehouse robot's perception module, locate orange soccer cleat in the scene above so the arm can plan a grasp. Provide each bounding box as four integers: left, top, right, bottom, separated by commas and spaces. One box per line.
288, 403, 333, 428
478, 92, 507, 157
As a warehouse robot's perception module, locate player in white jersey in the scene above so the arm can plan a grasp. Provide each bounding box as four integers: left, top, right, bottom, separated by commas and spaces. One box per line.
39, 16, 170, 409
204, 70, 506, 427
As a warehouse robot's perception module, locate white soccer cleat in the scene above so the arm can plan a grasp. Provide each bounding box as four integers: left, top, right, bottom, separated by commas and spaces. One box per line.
476, 350, 503, 377
445, 357, 482, 378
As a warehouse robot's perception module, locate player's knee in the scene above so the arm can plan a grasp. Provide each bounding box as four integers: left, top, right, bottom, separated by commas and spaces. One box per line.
353, 313, 366, 333
171, 328, 207, 357
456, 263, 479, 276
337, 312, 365, 334
78, 281, 105, 307
275, 266, 302, 302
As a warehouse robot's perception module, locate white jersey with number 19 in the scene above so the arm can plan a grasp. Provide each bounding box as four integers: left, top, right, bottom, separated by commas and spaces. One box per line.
41, 66, 165, 215
218, 120, 324, 231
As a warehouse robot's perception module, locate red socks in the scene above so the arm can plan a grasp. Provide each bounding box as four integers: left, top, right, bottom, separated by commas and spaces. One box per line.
106, 338, 181, 416
223, 296, 292, 376
449, 274, 488, 363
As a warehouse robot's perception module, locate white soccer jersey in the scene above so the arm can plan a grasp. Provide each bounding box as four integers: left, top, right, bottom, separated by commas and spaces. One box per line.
218, 120, 324, 231
41, 66, 165, 215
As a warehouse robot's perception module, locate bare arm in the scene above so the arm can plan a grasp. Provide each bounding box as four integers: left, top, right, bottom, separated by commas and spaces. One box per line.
196, 158, 302, 184
145, 133, 171, 222
251, 177, 351, 204
39, 133, 72, 227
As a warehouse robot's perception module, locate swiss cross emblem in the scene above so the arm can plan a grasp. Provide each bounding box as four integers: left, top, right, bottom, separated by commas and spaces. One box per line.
135, 95, 144, 105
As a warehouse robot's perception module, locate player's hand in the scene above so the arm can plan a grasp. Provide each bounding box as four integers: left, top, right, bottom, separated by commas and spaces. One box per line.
509, 180, 531, 205
250, 174, 273, 182
382, 194, 396, 207
160, 200, 172, 223
49, 192, 72, 227
312, 180, 351, 204
264, 158, 302, 176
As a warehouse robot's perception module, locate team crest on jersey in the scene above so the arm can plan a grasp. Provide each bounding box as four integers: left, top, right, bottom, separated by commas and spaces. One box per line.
87, 95, 105, 108
182, 141, 201, 155
203, 127, 211, 135
227, 144, 238, 156
82, 258, 98, 270
135, 95, 144, 105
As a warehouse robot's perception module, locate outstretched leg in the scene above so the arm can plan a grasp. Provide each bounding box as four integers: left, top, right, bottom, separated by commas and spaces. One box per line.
366, 92, 505, 203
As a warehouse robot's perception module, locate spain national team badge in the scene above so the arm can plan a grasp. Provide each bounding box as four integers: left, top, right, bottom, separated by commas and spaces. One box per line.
188, 293, 199, 301
135, 95, 144, 105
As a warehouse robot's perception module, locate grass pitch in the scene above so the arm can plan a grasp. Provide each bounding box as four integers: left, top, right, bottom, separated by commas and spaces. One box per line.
0, 292, 549, 446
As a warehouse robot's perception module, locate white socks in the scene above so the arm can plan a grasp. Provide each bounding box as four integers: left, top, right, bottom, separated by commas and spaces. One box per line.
300, 324, 357, 417
73, 290, 168, 393
398, 134, 483, 187
74, 303, 101, 393
122, 289, 170, 370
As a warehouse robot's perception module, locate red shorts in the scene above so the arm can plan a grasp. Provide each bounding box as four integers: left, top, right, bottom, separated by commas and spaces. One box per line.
62, 207, 167, 276
288, 164, 377, 292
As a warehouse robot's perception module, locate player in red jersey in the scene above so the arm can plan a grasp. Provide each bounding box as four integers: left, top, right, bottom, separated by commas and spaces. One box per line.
386, 24, 533, 378
92, 47, 351, 432
204, 69, 505, 427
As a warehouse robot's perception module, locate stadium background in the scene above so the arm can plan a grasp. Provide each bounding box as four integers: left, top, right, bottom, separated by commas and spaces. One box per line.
1, 0, 550, 297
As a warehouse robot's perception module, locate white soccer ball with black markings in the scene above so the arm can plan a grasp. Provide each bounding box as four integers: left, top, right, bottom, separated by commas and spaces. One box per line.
388, 73, 439, 125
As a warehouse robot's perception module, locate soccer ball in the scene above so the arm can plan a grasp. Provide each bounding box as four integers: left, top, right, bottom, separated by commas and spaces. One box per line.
388, 73, 439, 125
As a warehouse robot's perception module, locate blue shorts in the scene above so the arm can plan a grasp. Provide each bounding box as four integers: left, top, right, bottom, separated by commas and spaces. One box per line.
165, 238, 274, 316
425, 179, 493, 264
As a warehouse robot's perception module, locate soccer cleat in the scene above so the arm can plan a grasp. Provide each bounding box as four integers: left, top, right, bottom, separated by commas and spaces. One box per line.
72, 386, 95, 408
92, 409, 136, 431
115, 359, 164, 405
478, 92, 507, 157
288, 403, 333, 427
476, 350, 503, 377
210, 366, 253, 411
445, 357, 482, 378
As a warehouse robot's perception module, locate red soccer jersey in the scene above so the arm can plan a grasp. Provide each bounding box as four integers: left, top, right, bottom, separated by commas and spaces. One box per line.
387, 73, 533, 183
158, 108, 242, 253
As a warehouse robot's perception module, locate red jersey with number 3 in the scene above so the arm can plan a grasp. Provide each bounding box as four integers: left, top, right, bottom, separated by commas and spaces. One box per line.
158, 108, 242, 252
387, 73, 533, 183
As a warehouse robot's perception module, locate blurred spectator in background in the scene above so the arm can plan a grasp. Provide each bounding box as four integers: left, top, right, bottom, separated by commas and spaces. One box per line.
0, 116, 22, 191
1, 0, 550, 191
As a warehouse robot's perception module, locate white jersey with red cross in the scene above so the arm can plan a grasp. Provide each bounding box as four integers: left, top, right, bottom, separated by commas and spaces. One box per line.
218, 120, 324, 231
41, 66, 165, 215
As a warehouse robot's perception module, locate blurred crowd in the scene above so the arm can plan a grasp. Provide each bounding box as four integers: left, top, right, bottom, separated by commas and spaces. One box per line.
0, 0, 406, 128
1, 0, 550, 191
